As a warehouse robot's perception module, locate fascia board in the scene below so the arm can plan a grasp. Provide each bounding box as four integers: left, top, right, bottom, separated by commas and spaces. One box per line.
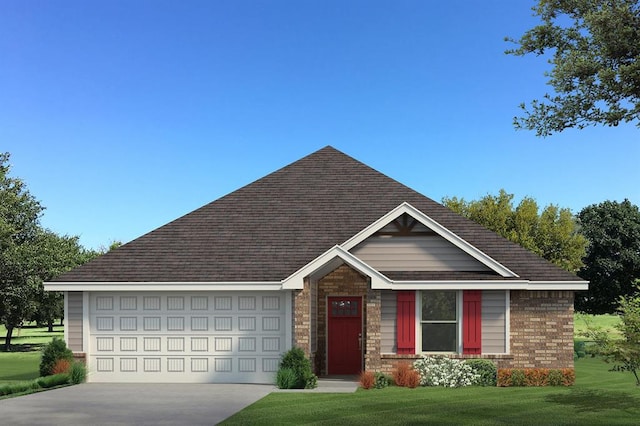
342, 202, 519, 278
44, 282, 284, 292
373, 280, 588, 290
281, 245, 391, 289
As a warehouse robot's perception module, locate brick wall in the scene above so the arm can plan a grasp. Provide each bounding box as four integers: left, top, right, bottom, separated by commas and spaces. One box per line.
293, 278, 311, 357
505, 290, 574, 369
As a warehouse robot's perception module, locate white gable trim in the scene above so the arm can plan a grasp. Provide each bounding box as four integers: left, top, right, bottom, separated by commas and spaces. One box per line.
281, 245, 389, 289
44, 282, 284, 292
341, 202, 519, 278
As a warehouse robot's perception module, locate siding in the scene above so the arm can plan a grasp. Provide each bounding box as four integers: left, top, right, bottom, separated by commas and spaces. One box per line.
350, 235, 491, 272
481, 290, 506, 353
67, 291, 83, 351
380, 291, 397, 353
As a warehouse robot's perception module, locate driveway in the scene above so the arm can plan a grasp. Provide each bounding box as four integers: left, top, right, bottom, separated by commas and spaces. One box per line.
0, 383, 272, 426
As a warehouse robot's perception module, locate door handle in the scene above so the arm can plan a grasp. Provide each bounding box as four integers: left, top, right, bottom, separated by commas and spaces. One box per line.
358, 333, 362, 350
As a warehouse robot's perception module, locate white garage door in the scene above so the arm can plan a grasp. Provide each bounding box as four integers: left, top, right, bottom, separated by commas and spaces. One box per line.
88, 291, 289, 383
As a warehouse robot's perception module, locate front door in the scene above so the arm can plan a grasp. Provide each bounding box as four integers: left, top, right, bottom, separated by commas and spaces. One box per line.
327, 296, 362, 374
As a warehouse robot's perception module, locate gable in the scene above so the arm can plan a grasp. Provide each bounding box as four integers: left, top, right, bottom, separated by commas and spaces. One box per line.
350, 234, 493, 272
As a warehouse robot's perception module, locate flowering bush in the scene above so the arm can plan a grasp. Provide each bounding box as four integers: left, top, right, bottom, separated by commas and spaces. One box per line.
413, 355, 479, 388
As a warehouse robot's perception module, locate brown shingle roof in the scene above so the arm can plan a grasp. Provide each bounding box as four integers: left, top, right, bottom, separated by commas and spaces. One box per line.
54, 146, 583, 283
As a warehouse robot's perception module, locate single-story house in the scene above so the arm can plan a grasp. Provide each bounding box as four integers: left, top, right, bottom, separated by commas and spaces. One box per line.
45, 146, 588, 383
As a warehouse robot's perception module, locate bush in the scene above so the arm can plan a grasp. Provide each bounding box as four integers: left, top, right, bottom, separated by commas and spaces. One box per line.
574, 341, 586, 360
277, 347, 317, 389
40, 338, 73, 377
51, 359, 72, 375
374, 372, 392, 389
35, 373, 71, 388
465, 359, 497, 386
69, 362, 87, 384
413, 355, 478, 388
392, 363, 420, 388
359, 371, 375, 389
0, 374, 71, 397
497, 368, 575, 386
276, 367, 298, 389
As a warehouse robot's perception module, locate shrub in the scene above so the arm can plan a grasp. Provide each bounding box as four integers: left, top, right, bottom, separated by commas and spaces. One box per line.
51, 359, 72, 375
359, 371, 375, 389
413, 355, 478, 388
548, 369, 564, 386
574, 341, 586, 360
510, 369, 526, 386
392, 363, 413, 387
561, 368, 576, 386
497, 369, 512, 387
40, 338, 74, 377
69, 362, 87, 384
276, 367, 298, 389
277, 347, 317, 389
36, 373, 71, 388
524, 368, 549, 386
374, 372, 392, 389
465, 359, 497, 386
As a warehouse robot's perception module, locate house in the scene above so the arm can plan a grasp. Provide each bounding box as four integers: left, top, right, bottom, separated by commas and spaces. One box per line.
45, 146, 587, 383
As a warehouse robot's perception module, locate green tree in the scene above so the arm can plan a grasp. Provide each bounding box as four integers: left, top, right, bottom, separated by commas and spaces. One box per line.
506, 0, 640, 136
584, 290, 640, 385
442, 189, 587, 272
576, 200, 640, 313
0, 152, 44, 350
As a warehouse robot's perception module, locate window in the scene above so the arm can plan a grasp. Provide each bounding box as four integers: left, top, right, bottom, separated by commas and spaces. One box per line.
421, 291, 458, 352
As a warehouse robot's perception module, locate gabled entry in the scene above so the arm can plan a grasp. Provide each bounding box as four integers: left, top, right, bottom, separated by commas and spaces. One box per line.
327, 296, 362, 374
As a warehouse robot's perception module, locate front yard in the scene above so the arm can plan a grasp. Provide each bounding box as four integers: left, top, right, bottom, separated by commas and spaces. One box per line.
222, 358, 639, 425
0, 325, 63, 383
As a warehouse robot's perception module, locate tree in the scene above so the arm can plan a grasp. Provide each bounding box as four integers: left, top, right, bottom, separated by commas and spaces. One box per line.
576, 199, 640, 313
0, 152, 44, 350
506, 0, 640, 136
442, 189, 587, 272
30, 231, 101, 332
584, 291, 640, 385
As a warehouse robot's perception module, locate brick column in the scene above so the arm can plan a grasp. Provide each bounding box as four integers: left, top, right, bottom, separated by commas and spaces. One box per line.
293, 279, 311, 356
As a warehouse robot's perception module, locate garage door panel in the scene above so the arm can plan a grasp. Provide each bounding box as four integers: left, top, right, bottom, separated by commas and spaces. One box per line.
89, 292, 287, 383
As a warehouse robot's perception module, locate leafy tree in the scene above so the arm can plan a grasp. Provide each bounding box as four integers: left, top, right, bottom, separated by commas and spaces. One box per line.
576, 200, 640, 313
0, 152, 44, 350
443, 189, 587, 272
506, 0, 640, 136
583, 291, 640, 385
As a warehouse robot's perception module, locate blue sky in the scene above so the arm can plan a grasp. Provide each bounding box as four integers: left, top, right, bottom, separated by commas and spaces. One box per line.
2, 0, 638, 250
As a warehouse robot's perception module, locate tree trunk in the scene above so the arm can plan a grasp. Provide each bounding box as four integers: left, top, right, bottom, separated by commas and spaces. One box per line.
60, 318, 64, 326
47, 318, 54, 333
4, 326, 14, 351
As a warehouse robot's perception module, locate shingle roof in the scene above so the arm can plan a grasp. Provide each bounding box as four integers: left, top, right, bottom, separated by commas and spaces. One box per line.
54, 146, 582, 283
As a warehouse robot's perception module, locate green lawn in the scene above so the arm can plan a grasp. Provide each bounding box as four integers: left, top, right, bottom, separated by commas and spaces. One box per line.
222, 357, 640, 425
574, 313, 621, 340
0, 324, 63, 383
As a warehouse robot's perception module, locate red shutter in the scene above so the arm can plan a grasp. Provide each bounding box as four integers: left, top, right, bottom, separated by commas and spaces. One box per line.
463, 290, 482, 355
396, 291, 415, 354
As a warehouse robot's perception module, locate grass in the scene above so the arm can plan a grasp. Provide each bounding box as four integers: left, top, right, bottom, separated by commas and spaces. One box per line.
222, 357, 640, 425
0, 324, 63, 384
574, 313, 621, 340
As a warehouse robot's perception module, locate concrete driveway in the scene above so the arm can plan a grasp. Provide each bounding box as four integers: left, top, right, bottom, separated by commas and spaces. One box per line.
0, 383, 272, 426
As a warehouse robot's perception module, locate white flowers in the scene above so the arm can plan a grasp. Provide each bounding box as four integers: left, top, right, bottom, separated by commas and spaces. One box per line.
413, 355, 479, 388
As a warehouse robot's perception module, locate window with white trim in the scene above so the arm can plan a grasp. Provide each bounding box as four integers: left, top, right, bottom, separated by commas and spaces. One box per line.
420, 290, 459, 352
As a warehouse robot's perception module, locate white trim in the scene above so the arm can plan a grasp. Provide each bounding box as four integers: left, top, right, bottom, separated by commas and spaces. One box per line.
45, 282, 283, 292
526, 281, 589, 290
341, 202, 519, 278
63, 291, 69, 345
282, 245, 389, 289
82, 292, 89, 353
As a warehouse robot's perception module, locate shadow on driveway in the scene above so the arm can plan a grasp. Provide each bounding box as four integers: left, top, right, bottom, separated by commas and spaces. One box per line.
0, 383, 273, 426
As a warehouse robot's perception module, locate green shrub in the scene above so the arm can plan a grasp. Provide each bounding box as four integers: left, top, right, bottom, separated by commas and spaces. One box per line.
374, 372, 392, 389
510, 369, 526, 386
69, 362, 87, 384
278, 347, 317, 389
40, 338, 74, 377
36, 373, 70, 388
548, 369, 564, 386
276, 367, 298, 389
574, 341, 586, 360
466, 359, 497, 386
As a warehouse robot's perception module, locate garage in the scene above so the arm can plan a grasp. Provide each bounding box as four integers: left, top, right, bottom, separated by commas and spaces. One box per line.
87, 291, 289, 383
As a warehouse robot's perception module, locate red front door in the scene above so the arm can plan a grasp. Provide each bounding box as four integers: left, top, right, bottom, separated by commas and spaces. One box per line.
327, 296, 362, 374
